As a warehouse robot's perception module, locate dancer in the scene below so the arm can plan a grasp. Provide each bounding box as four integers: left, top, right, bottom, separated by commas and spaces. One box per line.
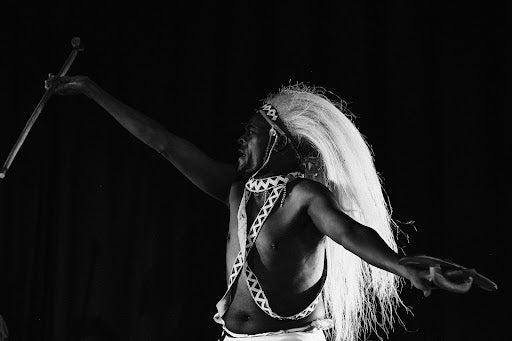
46, 76, 434, 341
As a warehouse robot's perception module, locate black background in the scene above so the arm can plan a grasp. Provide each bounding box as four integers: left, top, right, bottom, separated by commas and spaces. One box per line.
0, 1, 508, 340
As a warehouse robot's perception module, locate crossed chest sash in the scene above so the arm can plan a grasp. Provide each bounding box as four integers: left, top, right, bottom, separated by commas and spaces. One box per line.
214, 172, 326, 324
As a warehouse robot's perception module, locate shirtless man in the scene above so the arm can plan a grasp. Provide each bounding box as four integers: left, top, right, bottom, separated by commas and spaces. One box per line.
47, 76, 431, 341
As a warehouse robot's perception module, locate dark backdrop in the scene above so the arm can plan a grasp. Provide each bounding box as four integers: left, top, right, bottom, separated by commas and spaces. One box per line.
0, 1, 508, 340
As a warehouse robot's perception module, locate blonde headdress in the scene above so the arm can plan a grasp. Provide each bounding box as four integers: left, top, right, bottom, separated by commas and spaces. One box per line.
265, 84, 406, 341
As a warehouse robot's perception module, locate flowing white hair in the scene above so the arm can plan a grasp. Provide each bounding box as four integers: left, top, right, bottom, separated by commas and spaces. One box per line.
266, 84, 406, 341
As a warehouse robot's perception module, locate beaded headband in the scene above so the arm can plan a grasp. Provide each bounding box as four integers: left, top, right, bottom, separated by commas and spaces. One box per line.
257, 103, 301, 157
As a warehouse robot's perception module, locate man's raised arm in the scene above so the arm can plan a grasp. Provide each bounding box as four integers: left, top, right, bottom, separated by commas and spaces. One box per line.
48, 75, 236, 204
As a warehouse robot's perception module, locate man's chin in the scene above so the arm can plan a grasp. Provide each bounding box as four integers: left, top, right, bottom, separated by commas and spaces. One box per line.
236, 162, 258, 179
236, 166, 250, 179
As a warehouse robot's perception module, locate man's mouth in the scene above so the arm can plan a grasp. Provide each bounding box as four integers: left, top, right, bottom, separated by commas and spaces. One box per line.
237, 150, 247, 165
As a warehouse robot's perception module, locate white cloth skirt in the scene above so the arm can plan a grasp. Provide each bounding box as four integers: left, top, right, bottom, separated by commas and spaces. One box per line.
221, 319, 331, 341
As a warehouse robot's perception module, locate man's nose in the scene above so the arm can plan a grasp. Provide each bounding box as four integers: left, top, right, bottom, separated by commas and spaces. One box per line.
238, 136, 246, 145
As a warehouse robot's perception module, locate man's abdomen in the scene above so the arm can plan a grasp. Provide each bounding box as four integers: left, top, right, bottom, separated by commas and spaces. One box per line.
223, 270, 326, 335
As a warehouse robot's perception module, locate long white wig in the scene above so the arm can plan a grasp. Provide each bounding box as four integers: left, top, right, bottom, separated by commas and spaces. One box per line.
267, 84, 406, 341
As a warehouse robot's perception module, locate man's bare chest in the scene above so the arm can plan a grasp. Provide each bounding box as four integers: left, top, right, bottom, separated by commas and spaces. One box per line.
226, 184, 321, 268
230, 189, 299, 237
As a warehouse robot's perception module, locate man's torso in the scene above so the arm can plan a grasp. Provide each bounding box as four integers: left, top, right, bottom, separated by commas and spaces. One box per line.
223, 179, 327, 334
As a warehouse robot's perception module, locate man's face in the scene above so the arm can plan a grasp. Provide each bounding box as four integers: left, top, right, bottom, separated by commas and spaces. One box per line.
237, 114, 271, 177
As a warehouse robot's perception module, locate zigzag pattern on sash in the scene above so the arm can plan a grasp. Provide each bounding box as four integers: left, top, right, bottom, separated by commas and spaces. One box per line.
215, 172, 322, 325
227, 186, 281, 287
245, 264, 322, 321
216, 185, 284, 321
245, 172, 303, 193
246, 188, 281, 250
228, 253, 244, 286
245, 175, 287, 193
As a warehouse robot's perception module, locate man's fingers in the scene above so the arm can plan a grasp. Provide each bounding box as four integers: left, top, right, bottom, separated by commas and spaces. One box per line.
421, 279, 432, 295
44, 74, 60, 90
43, 75, 87, 96
44, 75, 52, 90
44, 75, 72, 90
44, 76, 75, 94
53, 84, 66, 94
410, 277, 431, 297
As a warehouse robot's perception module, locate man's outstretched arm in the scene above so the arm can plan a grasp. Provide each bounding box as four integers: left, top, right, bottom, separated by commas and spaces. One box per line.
300, 180, 432, 295
49, 75, 236, 204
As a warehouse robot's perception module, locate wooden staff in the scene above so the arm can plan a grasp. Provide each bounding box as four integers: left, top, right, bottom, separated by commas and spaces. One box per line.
0, 37, 84, 179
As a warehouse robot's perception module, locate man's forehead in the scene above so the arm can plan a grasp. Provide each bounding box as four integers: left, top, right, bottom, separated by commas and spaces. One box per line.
247, 114, 269, 128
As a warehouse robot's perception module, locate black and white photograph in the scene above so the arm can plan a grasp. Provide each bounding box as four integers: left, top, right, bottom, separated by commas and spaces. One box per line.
0, 2, 507, 340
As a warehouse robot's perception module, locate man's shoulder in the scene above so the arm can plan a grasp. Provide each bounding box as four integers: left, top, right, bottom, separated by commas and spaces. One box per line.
289, 178, 333, 204
228, 180, 245, 199
230, 179, 245, 188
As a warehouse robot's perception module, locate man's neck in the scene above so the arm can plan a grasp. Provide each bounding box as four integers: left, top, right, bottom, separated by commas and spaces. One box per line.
253, 165, 301, 179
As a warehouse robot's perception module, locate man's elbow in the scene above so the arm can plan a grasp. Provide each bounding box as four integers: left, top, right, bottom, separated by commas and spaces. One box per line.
320, 223, 353, 247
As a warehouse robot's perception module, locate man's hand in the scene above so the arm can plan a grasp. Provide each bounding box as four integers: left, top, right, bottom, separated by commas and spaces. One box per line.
403, 266, 434, 297
45, 74, 92, 96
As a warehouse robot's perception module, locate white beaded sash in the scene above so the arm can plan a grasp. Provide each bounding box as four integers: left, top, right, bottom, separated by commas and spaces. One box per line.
214, 172, 326, 324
